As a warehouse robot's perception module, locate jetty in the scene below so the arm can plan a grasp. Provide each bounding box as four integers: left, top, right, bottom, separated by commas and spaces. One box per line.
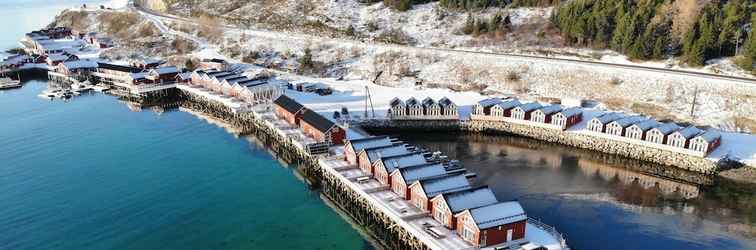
174, 79, 569, 250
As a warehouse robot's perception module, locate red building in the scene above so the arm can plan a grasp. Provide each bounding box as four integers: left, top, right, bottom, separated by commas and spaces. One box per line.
273, 95, 305, 126
455, 201, 528, 247
357, 144, 412, 175
429, 186, 498, 229
343, 136, 393, 165
300, 109, 346, 145
372, 152, 428, 185
407, 173, 470, 212
389, 163, 446, 199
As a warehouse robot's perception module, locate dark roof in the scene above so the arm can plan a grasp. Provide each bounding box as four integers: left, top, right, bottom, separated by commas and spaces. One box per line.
273, 95, 304, 114
98, 62, 142, 73
301, 109, 338, 133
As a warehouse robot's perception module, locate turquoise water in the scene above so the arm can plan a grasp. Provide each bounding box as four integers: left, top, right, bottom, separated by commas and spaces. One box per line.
0, 79, 370, 249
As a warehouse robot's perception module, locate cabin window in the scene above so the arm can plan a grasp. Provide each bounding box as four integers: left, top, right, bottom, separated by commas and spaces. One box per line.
462, 226, 475, 242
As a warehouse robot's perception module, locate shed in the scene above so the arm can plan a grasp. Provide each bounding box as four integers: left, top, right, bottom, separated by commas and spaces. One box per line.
667, 126, 702, 148
689, 129, 721, 154
511, 102, 543, 120
408, 173, 471, 212
551, 107, 583, 130
390, 163, 448, 198
372, 152, 428, 185
605, 115, 645, 136
530, 104, 562, 124
273, 95, 305, 125
473, 98, 502, 116
430, 186, 498, 229
343, 136, 393, 165
625, 119, 660, 140
490, 99, 521, 117
358, 144, 412, 175
586, 112, 625, 133
455, 201, 528, 247
300, 109, 346, 145
645, 122, 680, 144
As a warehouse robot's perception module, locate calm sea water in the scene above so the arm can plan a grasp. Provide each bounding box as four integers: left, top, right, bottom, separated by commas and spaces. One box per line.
398, 133, 756, 250
0, 1, 370, 247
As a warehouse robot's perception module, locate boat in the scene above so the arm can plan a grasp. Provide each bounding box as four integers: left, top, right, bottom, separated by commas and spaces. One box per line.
70, 81, 93, 92
92, 85, 110, 92
0, 77, 21, 90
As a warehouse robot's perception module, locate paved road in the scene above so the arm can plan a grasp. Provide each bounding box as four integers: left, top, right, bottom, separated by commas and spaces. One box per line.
132, 3, 756, 85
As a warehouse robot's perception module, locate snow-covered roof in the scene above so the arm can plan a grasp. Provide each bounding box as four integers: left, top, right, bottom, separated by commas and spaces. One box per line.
538, 104, 562, 115
631, 119, 660, 131
396, 163, 447, 184
406, 97, 420, 106
653, 122, 681, 135
422, 97, 436, 106
469, 201, 527, 230
593, 112, 625, 124
675, 126, 703, 139
516, 102, 543, 112
611, 115, 646, 127
477, 98, 502, 108
496, 99, 521, 110
694, 129, 721, 142
442, 186, 498, 214
438, 97, 455, 106
156, 66, 179, 74
348, 136, 393, 153
46, 53, 70, 62
416, 173, 471, 198
365, 144, 412, 163
558, 107, 582, 117
380, 152, 428, 173
61, 60, 98, 70
224, 76, 249, 84
389, 97, 405, 107
176, 72, 192, 80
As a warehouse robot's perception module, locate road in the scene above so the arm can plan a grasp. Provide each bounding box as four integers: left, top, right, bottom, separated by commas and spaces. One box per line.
132, 2, 756, 85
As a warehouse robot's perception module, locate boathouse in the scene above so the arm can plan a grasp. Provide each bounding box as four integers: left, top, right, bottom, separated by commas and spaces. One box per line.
550, 107, 583, 130
645, 122, 681, 144
490, 99, 521, 117
343, 136, 393, 165
300, 109, 346, 145
373, 152, 428, 185
422, 97, 441, 116
472, 98, 502, 116
408, 173, 471, 212
586, 112, 625, 133
273, 95, 306, 125
624, 119, 660, 140
357, 144, 412, 175
389, 163, 448, 199
511, 102, 543, 120
54, 60, 98, 77
93, 62, 144, 85
604, 115, 645, 136
689, 129, 721, 154
438, 97, 459, 118
530, 104, 562, 124
667, 126, 702, 148
388, 98, 406, 118
429, 186, 498, 229
455, 201, 528, 247
45, 53, 77, 66
145, 66, 179, 85
406, 97, 423, 117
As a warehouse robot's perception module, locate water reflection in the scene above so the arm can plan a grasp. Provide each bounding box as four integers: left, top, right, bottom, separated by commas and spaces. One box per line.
386, 132, 756, 249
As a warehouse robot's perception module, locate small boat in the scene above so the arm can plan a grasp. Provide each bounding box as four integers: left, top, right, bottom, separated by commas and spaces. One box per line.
92, 85, 110, 92
0, 77, 21, 90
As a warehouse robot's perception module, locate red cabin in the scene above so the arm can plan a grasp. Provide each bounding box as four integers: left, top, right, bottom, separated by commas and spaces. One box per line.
455, 201, 528, 247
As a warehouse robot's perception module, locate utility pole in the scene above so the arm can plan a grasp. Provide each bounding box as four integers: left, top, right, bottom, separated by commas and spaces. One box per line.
690, 85, 699, 120
364, 85, 375, 119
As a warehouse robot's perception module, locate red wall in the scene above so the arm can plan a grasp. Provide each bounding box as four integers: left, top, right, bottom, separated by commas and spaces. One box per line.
480, 220, 527, 247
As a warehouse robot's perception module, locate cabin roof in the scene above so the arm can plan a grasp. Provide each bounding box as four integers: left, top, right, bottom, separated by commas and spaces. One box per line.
396, 163, 447, 184
98, 62, 142, 73
477, 98, 502, 108
653, 122, 681, 135
593, 112, 625, 124
423, 97, 437, 106
380, 152, 428, 173
301, 109, 338, 133
365, 145, 411, 163
631, 119, 661, 131
150, 66, 178, 75
416, 173, 471, 198
675, 126, 703, 139
438, 97, 455, 106
347, 136, 393, 153
389, 97, 405, 107
214, 73, 242, 81
695, 129, 721, 142
516, 102, 543, 112
224, 76, 248, 83
611, 115, 646, 127
468, 201, 527, 230
496, 99, 521, 110
558, 107, 582, 117
61, 60, 97, 70
46, 53, 71, 61
538, 104, 563, 115
442, 186, 498, 214
273, 95, 304, 114
405, 97, 419, 106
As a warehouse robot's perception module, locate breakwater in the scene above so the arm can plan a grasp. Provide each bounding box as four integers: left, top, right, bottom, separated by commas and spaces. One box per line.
174, 90, 431, 250
356, 119, 720, 175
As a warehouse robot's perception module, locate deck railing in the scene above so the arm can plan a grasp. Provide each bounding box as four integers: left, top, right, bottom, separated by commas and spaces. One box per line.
527, 217, 569, 250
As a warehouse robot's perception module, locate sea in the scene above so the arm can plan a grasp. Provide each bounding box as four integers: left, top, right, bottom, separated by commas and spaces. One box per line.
1, 1, 755, 250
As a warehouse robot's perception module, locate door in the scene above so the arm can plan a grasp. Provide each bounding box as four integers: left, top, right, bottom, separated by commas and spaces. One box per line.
506, 229, 513, 242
